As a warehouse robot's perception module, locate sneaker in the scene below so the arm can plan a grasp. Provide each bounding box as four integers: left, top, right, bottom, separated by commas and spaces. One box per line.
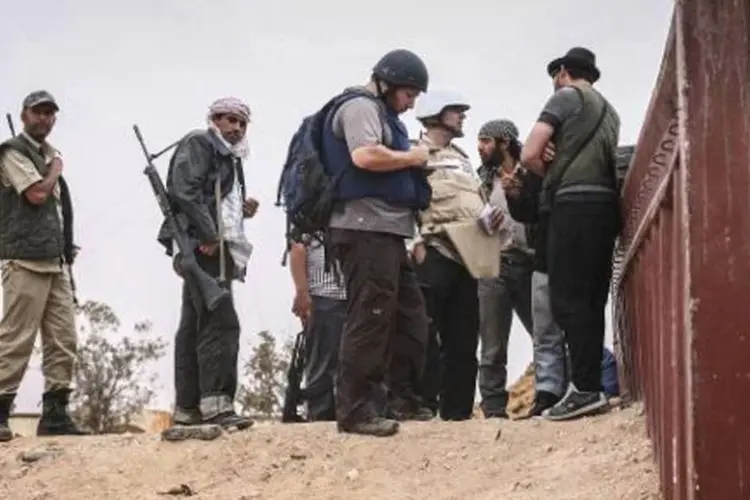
204, 412, 253, 431
339, 417, 399, 437
542, 385, 609, 422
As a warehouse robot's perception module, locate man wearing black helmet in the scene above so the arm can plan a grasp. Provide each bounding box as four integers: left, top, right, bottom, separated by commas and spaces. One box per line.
521, 47, 621, 421
324, 49, 433, 436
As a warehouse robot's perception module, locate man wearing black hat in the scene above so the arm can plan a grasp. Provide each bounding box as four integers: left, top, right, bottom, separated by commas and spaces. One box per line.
0, 91, 86, 440
520, 47, 622, 421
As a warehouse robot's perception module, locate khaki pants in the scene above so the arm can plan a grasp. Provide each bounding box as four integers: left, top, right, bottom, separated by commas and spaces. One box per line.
0, 262, 77, 396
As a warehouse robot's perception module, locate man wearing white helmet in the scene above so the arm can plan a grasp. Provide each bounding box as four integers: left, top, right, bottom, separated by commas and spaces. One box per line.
410, 89, 489, 420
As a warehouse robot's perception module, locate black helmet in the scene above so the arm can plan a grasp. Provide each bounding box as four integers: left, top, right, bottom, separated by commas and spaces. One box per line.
372, 49, 429, 92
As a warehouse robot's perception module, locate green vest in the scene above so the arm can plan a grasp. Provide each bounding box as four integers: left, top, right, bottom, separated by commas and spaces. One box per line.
0, 135, 73, 261
542, 85, 620, 195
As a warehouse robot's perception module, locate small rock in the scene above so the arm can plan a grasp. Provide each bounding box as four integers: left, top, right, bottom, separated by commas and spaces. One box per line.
511, 479, 533, 491
157, 483, 194, 496
346, 468, 360, 481
545, 445, 555, 453
289, 449, 309, 460
18, 446, 61, 464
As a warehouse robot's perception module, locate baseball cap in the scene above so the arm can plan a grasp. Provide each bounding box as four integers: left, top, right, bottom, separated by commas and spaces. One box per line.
22, 90, 59, 111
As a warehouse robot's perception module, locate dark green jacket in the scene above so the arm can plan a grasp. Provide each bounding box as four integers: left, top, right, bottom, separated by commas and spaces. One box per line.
543, 85, 620, 199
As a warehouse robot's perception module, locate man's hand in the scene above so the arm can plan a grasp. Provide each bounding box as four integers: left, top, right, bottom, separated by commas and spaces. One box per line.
409, 144, 430, 166
243, 197, 259, 218
198, 242, 219, 255
49, 157, 63, 176
501, 171, 523, 199
542, 141, 556, 163
292, 291, 312, 326
411, 242, 427, 265
488, 207, 505, 231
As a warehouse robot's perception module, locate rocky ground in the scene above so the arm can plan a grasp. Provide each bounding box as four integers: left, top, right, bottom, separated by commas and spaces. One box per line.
0, 401, 660, 500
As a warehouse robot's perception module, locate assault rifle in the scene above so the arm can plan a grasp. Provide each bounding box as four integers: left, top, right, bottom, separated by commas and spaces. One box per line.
281, 330, 308, 423
132, 125, 230, 312
5, 113, 15, 137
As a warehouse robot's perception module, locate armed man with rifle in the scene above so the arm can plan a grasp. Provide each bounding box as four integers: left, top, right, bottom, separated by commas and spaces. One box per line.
0, 91, 87, 441
286, 231, 347, 422
155, 97, 259, 431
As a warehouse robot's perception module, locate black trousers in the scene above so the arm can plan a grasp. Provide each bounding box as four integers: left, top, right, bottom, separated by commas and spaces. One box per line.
416, 246, 479, 420
304, 295, 346, 421
331, 229, 428, 428
548, 200, 620, 393
174, 251, 241, 419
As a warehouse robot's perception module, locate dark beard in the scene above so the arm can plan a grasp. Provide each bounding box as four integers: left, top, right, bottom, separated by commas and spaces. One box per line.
480, 148, 505, 169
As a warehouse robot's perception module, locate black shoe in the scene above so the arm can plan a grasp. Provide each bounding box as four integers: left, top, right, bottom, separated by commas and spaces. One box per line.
388, 400, 435, 422
204, 412, 254, 431
338, 417, 399, 437
36, 390, 89, 436
543, 386, 609, 422
0, 394, 15, 442
515, 391, 560, 420
481, 406, 509, 419
480, 394, 509, 419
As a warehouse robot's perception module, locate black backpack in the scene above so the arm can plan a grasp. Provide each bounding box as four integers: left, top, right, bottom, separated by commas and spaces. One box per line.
275, 89, 383, 270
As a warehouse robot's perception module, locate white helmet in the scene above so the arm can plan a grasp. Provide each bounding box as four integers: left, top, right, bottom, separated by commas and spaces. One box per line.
414, 88, 470, 121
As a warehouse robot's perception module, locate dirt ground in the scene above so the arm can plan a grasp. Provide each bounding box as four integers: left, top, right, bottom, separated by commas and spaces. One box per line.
0, 403, 660, 500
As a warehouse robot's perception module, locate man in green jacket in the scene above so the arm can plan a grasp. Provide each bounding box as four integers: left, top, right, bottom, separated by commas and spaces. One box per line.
521, 48, 621, 421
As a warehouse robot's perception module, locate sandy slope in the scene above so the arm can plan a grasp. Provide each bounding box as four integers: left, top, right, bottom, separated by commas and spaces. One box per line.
0, 404, 660, 500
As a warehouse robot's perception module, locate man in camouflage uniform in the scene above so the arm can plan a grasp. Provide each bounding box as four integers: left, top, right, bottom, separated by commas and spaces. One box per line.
409, 89, 491, 420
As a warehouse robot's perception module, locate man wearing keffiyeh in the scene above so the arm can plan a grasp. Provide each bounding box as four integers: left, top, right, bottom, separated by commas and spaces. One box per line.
158, 96, 259, 431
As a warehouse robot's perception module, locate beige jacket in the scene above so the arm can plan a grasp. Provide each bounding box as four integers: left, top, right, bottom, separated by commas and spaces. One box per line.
410, 135, 503, 279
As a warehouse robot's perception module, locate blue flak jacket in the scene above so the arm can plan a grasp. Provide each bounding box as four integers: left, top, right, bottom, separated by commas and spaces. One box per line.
321, 92, 431, 210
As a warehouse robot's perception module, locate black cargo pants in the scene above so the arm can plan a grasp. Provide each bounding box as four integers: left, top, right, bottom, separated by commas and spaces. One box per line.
330, 228, 429, 429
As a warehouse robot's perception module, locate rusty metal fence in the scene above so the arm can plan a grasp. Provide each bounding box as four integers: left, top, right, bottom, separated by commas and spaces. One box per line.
612, 1, 750, 499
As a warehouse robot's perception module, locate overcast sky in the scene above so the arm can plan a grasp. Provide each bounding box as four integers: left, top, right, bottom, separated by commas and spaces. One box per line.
1, 0, 674, 413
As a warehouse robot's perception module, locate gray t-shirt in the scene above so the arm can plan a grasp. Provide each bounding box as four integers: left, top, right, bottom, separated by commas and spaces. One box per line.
538, 87, 583, 129
327, 87, 416, 238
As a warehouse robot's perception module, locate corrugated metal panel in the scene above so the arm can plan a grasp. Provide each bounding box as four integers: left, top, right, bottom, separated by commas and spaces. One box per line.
613, 1, 750, 498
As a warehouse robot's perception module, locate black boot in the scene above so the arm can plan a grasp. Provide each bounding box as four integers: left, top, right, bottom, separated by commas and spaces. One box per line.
0, 394, 15, 442
338, 416, 400, 437
37, 389, 89, 436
